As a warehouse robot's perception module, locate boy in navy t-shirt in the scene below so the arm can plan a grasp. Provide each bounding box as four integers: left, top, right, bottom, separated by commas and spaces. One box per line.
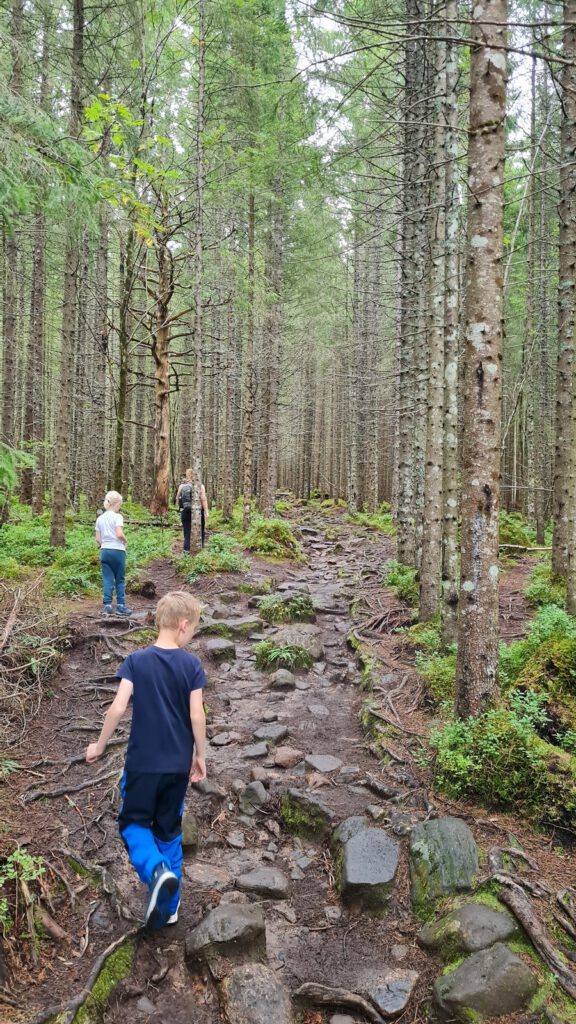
86, 591, 207, 928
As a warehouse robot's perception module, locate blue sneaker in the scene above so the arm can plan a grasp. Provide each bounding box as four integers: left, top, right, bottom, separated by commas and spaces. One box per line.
145, 863, 178, 929
116, 605, 133, 617
101, 605, 113, 616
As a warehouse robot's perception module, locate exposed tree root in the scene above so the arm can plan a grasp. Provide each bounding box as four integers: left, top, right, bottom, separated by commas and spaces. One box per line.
22, 768, 119, 803
294, 982, 386, 1023
496, 881, 576, 1001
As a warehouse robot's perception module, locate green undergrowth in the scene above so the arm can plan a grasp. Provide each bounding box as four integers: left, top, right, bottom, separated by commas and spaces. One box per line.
346, 505, 396, 535
257, 593, 315, 624
254, 639, 313, 672
74, 938, 136, 1024
176, 533, 249, 582
524, 559, 566, 609
0, 508, 175, 595
383, 559, 418, 605
499, 509, 536, 549
243, 518, 303, 560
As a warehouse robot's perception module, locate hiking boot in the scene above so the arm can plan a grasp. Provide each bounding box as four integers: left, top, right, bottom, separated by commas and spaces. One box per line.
116, 605, 133, 617
101, 604, 113, 616
145, 863, 178, 929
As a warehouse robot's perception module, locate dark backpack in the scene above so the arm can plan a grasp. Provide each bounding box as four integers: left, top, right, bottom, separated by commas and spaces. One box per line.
179, 484, 193, 511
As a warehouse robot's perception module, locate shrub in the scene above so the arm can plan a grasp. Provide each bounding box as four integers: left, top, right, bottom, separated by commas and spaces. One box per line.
243, 518, 303, 560
499, 510, 536, 548
499, 604, 576, 689
525, 561, 566, 609
254, 639, 313, 672
178, 534, 248, 582
384, 559, 418, 605
257, 593, 315, 624
415, 651, 457, 704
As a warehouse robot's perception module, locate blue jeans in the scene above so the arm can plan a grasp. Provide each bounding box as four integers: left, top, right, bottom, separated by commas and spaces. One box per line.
100, 548, 126, 606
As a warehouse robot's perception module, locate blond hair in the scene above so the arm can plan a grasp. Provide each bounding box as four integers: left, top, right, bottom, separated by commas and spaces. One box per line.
155, 591, 202, 630
184, 468, 193, 483
103, 490, 123, 511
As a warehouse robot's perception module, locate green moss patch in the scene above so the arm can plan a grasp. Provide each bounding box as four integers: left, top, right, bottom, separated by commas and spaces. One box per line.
243, 518, 303, 560
75, 938, 136, 1023
346, 510, 396, 535
254, 640, 313, 672
257, 593, 315, 625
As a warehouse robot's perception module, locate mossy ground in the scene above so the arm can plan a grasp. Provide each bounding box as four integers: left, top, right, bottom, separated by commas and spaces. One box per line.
74, 938, 136, 1024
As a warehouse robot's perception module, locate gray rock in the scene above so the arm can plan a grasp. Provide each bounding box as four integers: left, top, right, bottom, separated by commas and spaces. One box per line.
227, 831, 246, 850
332, 816, 370, 848
307, 703, 330, 717
391, 944, 409, 961
250, 766, 270, 785
305, 754, 342, 773
262, 710, 278, 723
325, 905, 342, 922
243, 742, 269, 758
290, 865, 305, 881
185, 861, 232, 890
185, 904, 266, 964
329, 1017, 355, 1024
356, 968, 419, 1017
254, 723, 289, 743
236, 867, 289, 899
410, 817, 479, 916
181, 810, 199, 851
275, 903, 297, 924
220, 963, 293, 1024
280, 788, 337, 838
192, 778, 227, 798
419, 902, 518, 958
278, 581, 310, 593
205, 637, 236, 662
295, 679, 310, 691
211, 730, 241, 746
239, 781, 269, 816
136, 996, 156, 1014
274, 625, 324, 662
338, 828, 400, 911
270, 669, 296, 691
217, 616, 265, 637
434, 943, 538, 1018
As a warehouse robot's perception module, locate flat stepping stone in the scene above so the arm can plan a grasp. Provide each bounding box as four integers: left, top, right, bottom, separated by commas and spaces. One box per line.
193, 778, 226, 798
185, 861, 232, 890
308, 703, 330, 717
243, 742, 269, 759
254, 723, 289, 743
227, 831, 246, 850
295, 679, 310, 691
278, 581, 310, 593
220, 963, 292, 1024
305, 754, 342, 773
205, 637, 236, 662
338, 828, 400, 912
236, 867, 289, 899
434, 943, 538, 1018
355, 968, 419, 1017
215, 616, 265, 637
280, 788, 336, 838
262, 710, 278, 723
275, 746, 304, 769
419, 903, 518, 957
410, 816, 479, 916
270, 669, 296, 691
185, 904, 265, 965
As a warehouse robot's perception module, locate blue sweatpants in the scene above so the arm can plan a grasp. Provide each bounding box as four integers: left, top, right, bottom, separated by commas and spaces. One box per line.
100, 548, 126, 607
119, 771, 188, 915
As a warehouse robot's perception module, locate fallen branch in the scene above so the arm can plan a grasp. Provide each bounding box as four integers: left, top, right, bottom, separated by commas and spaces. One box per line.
499, 543, 551, 552
22, 768, 119, 804
28, 926, 140, 1024
497, 881, 576, 1000
35, 906, 73, 944
294, 982, 385, 1024
0, 588, 22, 654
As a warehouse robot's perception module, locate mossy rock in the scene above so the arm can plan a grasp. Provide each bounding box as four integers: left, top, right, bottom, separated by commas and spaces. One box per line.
280, 788, 336, 839
516, 636, 576, 696
255, 641, 314, 673
257, 593, 316, 625
243, 519, 303, 561
409, 817, 479, 920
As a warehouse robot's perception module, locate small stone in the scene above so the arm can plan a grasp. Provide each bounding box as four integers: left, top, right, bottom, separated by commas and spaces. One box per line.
181, 810, 199, 850
254, 723, 289, 743
391, 943, 409, 961
308, 703, 330, 717
295, 679, 310, 690
227, 831, 246, 850
211, 731, 241, 747
262, 710, 278, 723
239, 781, 269, 816
205, 637, 236, 662
338, 828, 400, 912
136, 996, 156, 1014
232, 780, 245, 795
305, 754, 342, 773
236, 867, 289, 899
312, 661, 326, 675
266, 819, 281, 838
291, 865, 305, 881
250, 767, 270, 785
356, 967, 419, 1017
270, 669, 296, 691
267, 842, 278, 852
100, 653, 113, 663
275, 904, 297, 924
262, 851, 275, 862
367, 804, 388, 822
324, 905, 342, 922
434, 943, 538, 1018
244, 742, 269, 759
275, 746, 304, 769
185, 905, 265, 965
185, 861, 232, 890
338, 765, 360, 779
220, 963, 293, 1024
329, 1016, 355, 1024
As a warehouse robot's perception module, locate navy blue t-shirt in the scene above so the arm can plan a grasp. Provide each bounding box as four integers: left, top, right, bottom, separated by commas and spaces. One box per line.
117, 646, 206, 774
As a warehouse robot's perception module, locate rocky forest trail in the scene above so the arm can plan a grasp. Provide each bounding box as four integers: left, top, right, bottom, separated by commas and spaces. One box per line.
2, 510, 573, 1024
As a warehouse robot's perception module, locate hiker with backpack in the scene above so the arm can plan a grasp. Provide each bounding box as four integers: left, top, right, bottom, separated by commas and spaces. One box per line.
176, 469, 209, 553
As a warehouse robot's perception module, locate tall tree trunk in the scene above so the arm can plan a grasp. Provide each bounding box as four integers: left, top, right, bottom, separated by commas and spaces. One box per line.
242, 193, 256, 530
191, 0, 206, 553
455, 0, 507, 717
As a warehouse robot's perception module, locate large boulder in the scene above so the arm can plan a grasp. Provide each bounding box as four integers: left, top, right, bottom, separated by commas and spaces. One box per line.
419, 902, 518, 958
185, 904, 265, 966
280, 788, 336, 838
273, 625, 324, 663
337, 828, 400, 912
434, 943, 538, 1019
220, 963, 293, 1024
409, 817, 479, 917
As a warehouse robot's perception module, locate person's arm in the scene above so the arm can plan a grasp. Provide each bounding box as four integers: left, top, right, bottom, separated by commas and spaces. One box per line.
175, 484, 183, 507
115, 514, 127, 546
200, 485, 209, 518
95, 528, 102, 547
189, 688, 207, 782
86, 678, 133, 763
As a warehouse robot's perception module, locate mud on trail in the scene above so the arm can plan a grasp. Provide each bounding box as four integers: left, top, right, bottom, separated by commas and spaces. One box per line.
0, 512, 572, 1024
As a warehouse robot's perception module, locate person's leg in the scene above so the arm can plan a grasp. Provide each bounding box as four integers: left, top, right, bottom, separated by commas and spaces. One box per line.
201, 508, 205, 548
118, 772, 165, 885
181, 510, 191, 553
154, 774, 189, 916
115, 549, 127, 607
100, 550, 114, 607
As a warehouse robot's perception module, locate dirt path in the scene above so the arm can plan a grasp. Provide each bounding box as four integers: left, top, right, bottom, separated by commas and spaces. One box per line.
2, 514, 567, 1024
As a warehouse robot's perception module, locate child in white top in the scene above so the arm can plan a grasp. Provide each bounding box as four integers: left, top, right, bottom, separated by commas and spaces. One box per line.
95, 491, 132, 616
